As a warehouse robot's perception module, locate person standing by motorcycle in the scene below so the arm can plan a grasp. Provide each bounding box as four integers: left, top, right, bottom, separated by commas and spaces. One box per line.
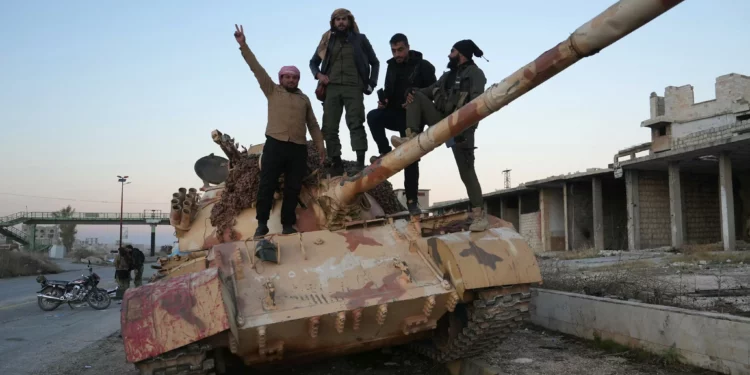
126, 245, 145, 287
114, 247, 132, 300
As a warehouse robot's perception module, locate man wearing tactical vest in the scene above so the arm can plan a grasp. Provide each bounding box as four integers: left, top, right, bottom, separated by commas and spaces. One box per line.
366, 33, 436, 215
309, 8, 380, 175
391, 39, 489, 231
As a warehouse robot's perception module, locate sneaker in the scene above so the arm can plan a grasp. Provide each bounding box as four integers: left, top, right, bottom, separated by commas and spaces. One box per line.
254, 224, 269, 239
407, 200, 422, 216
282, 225, 298, 235
468, 207, 489, 232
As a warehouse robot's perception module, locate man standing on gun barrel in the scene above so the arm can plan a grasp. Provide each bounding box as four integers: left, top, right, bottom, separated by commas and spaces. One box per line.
391, 39, 489, 231
309, 8, 379, 176
366, 33, 436, 215
233, 24, 326, 238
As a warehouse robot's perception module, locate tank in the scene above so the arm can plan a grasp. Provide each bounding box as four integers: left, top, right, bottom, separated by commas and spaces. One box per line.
120, 0, 684, 373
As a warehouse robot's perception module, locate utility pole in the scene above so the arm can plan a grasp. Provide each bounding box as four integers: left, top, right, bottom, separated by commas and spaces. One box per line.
117, 175, 130, 247
502, 169, 511, 189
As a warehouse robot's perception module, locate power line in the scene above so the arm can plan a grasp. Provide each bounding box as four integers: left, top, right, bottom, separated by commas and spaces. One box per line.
0, 192, 167, 205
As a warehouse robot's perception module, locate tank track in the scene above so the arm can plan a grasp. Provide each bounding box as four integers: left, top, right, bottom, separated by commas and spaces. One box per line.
409, 286, 531, 363
134, 342, 218, 375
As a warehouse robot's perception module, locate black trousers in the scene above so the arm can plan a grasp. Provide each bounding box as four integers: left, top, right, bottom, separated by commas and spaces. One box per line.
366, 108, 419, 203
255, 136, 308, 226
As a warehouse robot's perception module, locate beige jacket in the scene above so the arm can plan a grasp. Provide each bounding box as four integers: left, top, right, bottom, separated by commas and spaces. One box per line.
239, 43, 324, 153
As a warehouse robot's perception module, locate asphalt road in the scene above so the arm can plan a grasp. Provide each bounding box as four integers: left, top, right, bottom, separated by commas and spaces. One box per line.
0, 259, 156, 375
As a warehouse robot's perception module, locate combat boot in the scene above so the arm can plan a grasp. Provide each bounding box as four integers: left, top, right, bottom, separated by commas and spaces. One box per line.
353, 151, 366, 172
469, 207, 489, 232
329, 156, 345, 176
390, 128, 416, 148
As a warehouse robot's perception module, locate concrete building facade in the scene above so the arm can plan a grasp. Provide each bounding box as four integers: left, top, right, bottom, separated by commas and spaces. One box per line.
615, 73, 750, 252
430, 72, 750, 253
21, 224, 60, 245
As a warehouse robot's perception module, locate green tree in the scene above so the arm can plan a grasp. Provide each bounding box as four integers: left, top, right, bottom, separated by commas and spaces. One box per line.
54, 205, 77, 251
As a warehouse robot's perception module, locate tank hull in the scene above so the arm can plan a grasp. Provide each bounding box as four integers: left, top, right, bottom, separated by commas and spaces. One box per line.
122, 213, 540, 371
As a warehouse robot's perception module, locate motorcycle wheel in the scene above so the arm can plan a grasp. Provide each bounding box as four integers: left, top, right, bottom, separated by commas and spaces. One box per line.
86, 288, 111, 310
37, 286, 63, 311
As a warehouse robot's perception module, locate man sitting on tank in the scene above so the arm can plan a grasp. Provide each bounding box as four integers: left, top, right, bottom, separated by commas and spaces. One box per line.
390, 39, 489, 232
233, 24, 326, 238
366, 33, 436, 216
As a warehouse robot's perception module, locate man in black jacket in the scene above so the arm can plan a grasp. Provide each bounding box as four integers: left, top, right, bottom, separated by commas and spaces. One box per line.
366, 33, 436, 214
309, 8, 380, 175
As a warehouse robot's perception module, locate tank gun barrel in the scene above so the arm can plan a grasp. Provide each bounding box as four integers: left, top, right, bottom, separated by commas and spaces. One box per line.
336, 0, 684, 205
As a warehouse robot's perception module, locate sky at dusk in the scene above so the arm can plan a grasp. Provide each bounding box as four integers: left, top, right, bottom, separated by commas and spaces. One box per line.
1, 0, 749, 247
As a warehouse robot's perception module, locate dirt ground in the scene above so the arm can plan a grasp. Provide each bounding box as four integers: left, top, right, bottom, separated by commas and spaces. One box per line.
539, 250, 750, 317
31, 325, 718, 375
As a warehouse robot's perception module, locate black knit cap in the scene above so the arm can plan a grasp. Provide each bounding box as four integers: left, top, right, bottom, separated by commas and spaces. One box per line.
453, 39, 483, 59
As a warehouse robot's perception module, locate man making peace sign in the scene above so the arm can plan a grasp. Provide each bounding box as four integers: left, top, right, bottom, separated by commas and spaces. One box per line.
233, 24, 326, 238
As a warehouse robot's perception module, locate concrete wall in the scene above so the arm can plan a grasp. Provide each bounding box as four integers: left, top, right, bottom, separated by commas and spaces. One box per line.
569, 182, 593, 250
541, 188, 565, 251
649, 73, 750, 124
682, 172, 721, 244
500, 197, 520, 232
638, 171, 671, 248
737, 175, 750, 241
673, 118, 750, 150
394, 189, 430, 209
531, 289, 750, 375
602, 178, 628, 250
519, 212, 542, 253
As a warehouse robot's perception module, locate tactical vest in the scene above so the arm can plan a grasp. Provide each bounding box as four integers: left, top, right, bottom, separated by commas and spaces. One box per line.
433, 66, 472, 115
328, 36, 362, 87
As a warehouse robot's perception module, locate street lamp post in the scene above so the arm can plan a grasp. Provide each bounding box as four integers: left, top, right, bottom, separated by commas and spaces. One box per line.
117, 175, 130, 247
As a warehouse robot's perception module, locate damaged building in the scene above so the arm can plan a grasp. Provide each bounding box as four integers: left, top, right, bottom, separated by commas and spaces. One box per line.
430, 72, 750, 253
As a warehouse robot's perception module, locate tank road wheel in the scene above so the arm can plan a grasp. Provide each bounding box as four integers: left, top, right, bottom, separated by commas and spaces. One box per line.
409, 285, 531, 363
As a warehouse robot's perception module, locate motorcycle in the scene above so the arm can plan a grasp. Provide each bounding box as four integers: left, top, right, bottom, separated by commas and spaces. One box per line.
35, 260, 112, 311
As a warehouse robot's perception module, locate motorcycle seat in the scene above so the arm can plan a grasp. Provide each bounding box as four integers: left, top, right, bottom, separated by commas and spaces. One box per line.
46, 280, 68, 285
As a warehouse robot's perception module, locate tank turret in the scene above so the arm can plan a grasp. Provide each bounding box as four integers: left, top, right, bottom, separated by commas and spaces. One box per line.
121, 1, 686, 374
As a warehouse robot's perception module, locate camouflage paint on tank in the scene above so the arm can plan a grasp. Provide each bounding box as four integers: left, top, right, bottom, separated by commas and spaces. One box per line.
121, 0, 686, 368
121, 267, 230, 363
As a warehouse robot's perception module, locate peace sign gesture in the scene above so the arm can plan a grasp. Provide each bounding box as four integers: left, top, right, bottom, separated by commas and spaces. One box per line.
234, 24, 246, 45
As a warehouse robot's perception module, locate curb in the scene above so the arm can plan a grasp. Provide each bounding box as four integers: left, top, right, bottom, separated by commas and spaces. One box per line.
446, 358, 503, 375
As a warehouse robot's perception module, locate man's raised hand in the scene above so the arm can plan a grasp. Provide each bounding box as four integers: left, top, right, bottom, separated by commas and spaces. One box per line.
234, 24, 246, 45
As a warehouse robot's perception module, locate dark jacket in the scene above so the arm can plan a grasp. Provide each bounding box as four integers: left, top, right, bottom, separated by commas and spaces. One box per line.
310, 30, 380, 94
419, 60, 486, 115
383, 50, 436, 109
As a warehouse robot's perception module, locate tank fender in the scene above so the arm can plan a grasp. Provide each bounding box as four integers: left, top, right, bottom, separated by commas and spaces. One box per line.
423, 226, 543, 299
120, 267, 231, 363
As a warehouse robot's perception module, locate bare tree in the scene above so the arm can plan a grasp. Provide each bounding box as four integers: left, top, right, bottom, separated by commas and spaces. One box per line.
54, 205, 77, 251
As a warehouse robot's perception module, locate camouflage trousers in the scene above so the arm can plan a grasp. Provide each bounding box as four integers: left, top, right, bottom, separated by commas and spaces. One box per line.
133, 265, 144, 287
321, 84, 368, 158
405, 91, 484, 208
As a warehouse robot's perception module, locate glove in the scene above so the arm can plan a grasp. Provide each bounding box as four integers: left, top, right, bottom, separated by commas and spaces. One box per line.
364, 85, 374, 95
